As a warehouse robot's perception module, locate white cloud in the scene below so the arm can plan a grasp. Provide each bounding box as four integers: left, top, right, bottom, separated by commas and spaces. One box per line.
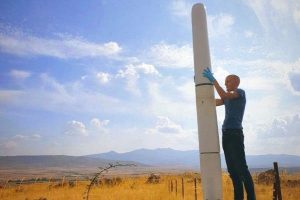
244, 0, 300, 32
116, 64, 140, 95
63, 118, 110, 138
9, 69, 31, 80
64, 120, 88, 136
31, 134, 41, 139
147, 79, 196, 125
244, 114, 300, 155
214, 57, 300, 95
96, 72, 111, 84
241, 76, 278, 91
155, 116, 183, 134
116, 63, 160, 95
214, 66, 230, 84
13, 134, 26, 140
146, 42, 193, 68
90, 118, 109, 128
135, 63, 160, 75
0, 30, 121, 59
0, 72, 126, 115
90, 118, 110, 134
207, 13, 235, 37
12, 134, 41, 140
170, 0, 192, 18
177, 80, 195, 101
2, 141, 17, 149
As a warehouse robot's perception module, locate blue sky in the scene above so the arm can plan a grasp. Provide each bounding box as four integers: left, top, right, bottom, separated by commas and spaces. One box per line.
0, 0, 299, 156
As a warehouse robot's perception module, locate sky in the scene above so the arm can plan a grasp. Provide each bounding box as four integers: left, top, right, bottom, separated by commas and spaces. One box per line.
0, 0, 299, 156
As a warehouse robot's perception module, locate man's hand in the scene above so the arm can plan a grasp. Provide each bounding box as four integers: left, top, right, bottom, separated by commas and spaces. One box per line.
202, 67, 216, 83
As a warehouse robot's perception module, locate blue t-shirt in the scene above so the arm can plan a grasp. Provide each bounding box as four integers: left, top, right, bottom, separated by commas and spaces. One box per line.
222, 88, 246, 130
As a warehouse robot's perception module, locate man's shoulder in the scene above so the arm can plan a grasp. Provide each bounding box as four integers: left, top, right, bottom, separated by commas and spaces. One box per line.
236, 88, 246, 98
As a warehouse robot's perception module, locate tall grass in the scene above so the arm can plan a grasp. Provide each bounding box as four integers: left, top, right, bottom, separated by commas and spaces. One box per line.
0, 172, 299, 200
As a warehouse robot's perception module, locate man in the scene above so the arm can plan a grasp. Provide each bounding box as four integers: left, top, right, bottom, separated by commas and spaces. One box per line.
202, 67, 256, 200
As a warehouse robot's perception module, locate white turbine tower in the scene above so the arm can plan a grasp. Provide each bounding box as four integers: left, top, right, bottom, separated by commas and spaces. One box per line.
191, 3, 222, 200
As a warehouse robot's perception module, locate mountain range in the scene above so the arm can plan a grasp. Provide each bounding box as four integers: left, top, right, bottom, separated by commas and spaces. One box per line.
86, 148, 300, 169
1, 148, 300, 170
0, 155, 143, 170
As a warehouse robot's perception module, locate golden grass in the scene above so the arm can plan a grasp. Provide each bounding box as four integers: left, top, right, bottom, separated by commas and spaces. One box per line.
1, 172, 299, 200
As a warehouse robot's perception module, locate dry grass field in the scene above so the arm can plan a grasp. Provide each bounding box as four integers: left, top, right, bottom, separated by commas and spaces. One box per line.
1, 172, 299, 200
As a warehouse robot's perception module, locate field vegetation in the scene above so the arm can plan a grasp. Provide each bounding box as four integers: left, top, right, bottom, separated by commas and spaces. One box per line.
0, 171, 299, 200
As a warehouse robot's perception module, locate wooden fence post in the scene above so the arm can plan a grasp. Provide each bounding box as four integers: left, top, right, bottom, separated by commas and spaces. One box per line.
176, 179, 178, 196
194, 178, 197, 200
182, 177, 184, 199
272, 162, 282, 200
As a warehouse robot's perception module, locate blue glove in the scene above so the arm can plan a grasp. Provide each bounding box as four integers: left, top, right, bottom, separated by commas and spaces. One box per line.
202, 67, 216, 83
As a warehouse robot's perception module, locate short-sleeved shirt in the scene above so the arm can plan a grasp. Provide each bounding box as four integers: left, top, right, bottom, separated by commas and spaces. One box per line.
222, 88, 246, 130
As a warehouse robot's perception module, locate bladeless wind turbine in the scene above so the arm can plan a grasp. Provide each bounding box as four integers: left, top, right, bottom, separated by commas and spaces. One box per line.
191, 3, 222, 200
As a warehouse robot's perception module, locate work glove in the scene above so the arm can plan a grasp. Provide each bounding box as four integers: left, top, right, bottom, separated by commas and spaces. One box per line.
202, 67, 216, 83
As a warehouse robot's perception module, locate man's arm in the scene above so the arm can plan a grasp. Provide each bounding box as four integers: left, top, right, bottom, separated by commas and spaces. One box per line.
216, 99, 224, 106
213, 80, 239, 100
202, 68, 239, 100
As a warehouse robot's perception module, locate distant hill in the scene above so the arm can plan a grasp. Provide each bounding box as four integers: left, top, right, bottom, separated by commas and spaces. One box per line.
86, 148, 300, 169
87, 148, 199, 167
0, 155, 144, 170
1, 149, 299, 171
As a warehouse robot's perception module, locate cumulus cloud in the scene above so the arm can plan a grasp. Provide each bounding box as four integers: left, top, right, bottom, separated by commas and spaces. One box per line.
146, 115, 190, 136
96, 72, 111, 84
117, 63, 159, 78
90, 118, 109, 129
155, 116, 183, 134
64, 120, 88, 136
170, 0, 192, 18
207, 13, 235, 37
12, 134, 26, 140
253, 114, 300, 147
0, 29, 121, 59
31, 134, 41, 139
146, 42, 193, 68
9, 69, 31, 80
0, 72, 125, 115
135, 63, 160, 75
89, 118, 110, 134
116, 63, 160, 94
214, 57, 300, 95
138, 115, 197, 150
63, 118, 110, 137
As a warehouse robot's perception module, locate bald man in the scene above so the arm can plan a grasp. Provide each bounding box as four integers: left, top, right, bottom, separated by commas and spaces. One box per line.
203, 68, 256, 200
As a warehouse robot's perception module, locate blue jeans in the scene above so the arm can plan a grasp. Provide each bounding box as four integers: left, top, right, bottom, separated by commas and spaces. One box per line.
222, 129, 256, 200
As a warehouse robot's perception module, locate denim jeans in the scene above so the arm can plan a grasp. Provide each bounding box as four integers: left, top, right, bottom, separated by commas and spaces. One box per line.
222, 129, 256, 200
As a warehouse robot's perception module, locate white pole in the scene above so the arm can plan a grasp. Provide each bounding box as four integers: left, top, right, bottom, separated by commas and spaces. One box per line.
191, 3, 222, 200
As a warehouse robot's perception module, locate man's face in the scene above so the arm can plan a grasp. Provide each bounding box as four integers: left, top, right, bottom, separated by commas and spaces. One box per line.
225, 76, 237, 92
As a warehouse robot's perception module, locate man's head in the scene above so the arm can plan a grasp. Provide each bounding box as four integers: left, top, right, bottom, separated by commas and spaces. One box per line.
225, 75, 240, 92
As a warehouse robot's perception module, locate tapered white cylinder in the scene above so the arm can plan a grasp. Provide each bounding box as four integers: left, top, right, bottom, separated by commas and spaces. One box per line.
191, 3, 222, 200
